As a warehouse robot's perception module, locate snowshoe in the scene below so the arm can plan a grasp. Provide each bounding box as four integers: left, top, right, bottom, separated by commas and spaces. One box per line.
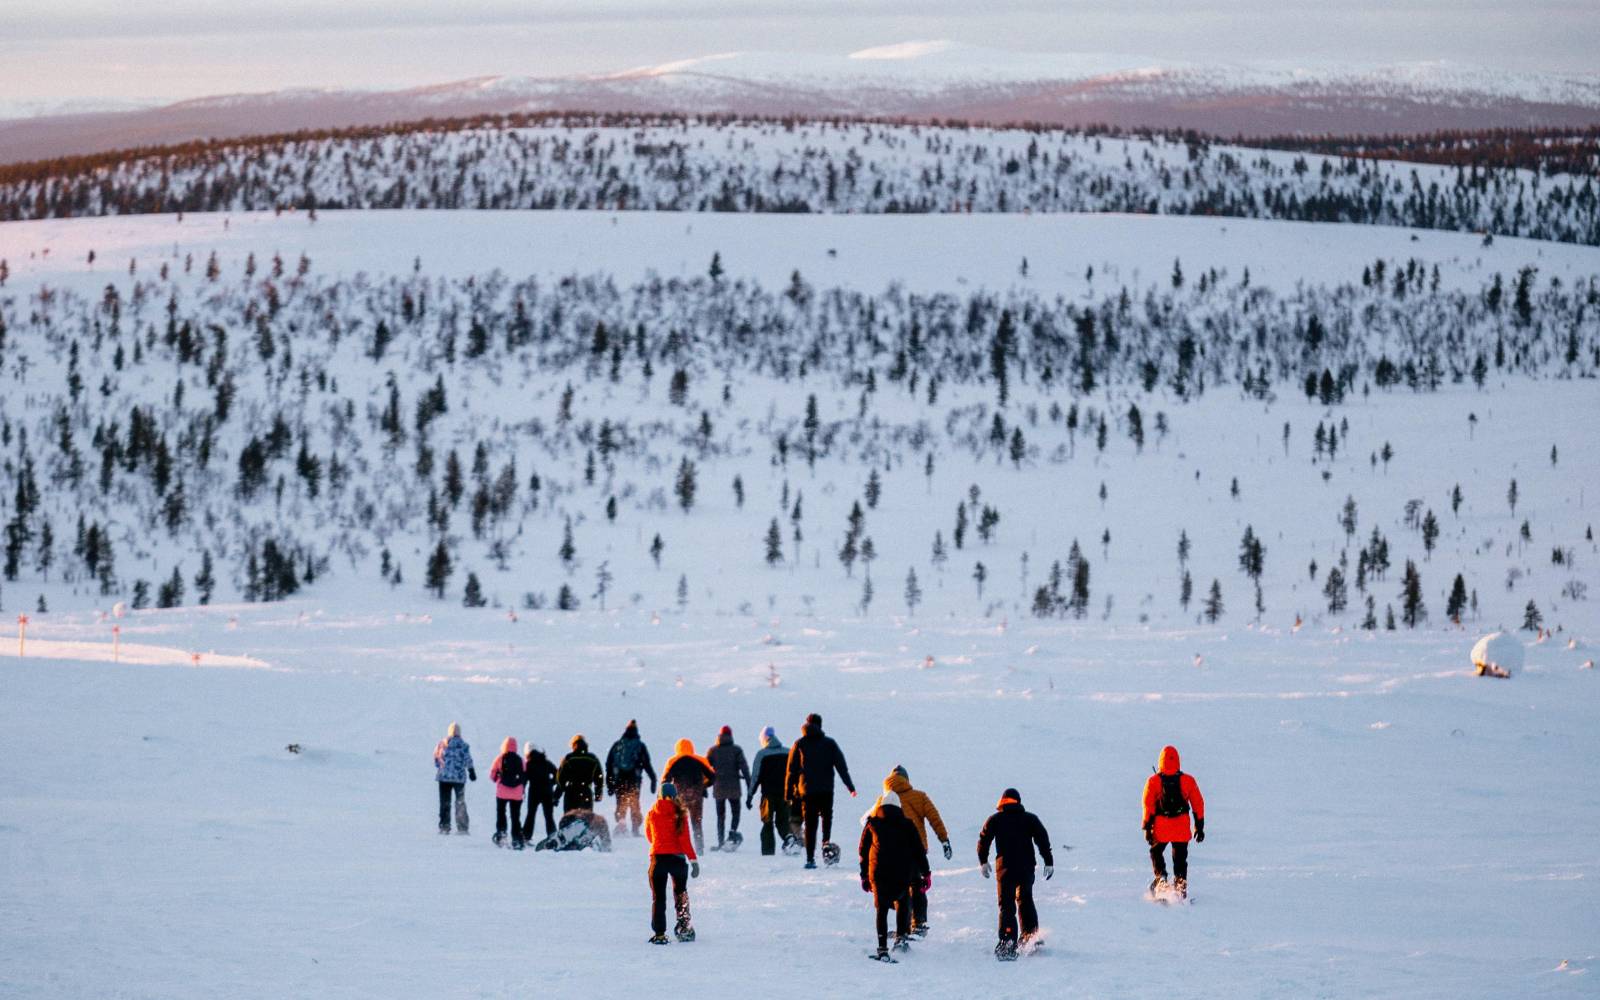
1019, 934, 1043, 956
674, 925, 696, 943
821, 841, 841, 867
804, 860, 818, 870
648, 934, 670, 946
724, 831, 743, 852
910, 924, 929, 940
995, 941, 1019, 962
869, 949, 897, 964
892, 937, 911, 953
1173, 878, 1188, 900
781, 835, 801, 856
492, 832, 505, 847
437, 825, 451, 835
512, 839, 525, 851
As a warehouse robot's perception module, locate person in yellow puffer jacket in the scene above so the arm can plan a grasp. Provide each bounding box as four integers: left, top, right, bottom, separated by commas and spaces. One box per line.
879, 765, 951, 936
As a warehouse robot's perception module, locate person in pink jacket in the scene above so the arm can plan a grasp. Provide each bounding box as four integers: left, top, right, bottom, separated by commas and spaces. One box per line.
490, 737, 528, 849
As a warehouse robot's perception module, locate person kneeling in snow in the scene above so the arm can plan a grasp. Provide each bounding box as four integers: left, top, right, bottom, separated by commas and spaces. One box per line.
432, 722, 476, 834
1142, 744, 1205, 899
977, 787, 1053, 960
533, 809, 613, 853
645, 780, 699, 944
859, 790, 930, 961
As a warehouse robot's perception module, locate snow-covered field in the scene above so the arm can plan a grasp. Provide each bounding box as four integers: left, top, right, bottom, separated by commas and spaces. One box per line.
1, 606, 1596, 998
2, 181, 1598, 995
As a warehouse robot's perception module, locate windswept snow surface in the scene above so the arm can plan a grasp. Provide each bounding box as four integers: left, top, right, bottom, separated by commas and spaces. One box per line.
1, 607, 1597, 998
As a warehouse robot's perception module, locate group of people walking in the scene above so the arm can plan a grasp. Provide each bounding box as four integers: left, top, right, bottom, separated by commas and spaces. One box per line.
432, 716, 1207, 960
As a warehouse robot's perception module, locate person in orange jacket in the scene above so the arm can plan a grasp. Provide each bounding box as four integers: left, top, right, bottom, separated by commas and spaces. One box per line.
662, 738, 716, 853
1141, 744, 1205, 899
645, 780, 700, 944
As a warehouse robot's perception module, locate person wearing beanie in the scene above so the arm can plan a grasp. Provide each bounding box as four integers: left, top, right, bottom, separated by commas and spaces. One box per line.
432, 722, 476, 834
785, 713, 857, 869
747, 726, 797, 856
1141, 745, 1206, 900
557, 734, 605, 812
705, 725, 752, 850
662, 739, 717, 853
858, 789, 929, 961
606, 720, 658, 837
977, 787, 1054, 959
489, 736, 527, 849
645, 781, 700, 944
874, 765, 952, 936
519, 740, 560, 843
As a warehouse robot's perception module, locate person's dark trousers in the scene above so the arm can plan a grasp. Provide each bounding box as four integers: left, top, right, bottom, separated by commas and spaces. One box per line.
649, 855, 691, 935
874, 889, 912, 950
1150, 841, 1189, 882
615, 781, 643, 835
521, 796, 556, 842
683, 794, 706, 852
714, 797, 741, 844
437, 781, 465, 830
911, 881, 929, 928
758, 797, 790, 855
996, 870, 1038, 943
801, 792, 834, 862
496, 799, 524, 844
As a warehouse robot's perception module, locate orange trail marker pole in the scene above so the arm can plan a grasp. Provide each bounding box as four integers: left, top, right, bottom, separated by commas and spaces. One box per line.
18, 613, 28, 657
113, 625, 121, 662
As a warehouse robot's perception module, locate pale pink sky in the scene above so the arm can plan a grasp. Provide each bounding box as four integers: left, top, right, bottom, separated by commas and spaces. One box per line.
4, 0, 1596, 105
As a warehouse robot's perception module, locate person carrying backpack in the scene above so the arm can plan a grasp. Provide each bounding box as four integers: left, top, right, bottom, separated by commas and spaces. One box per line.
784, 713, 856, 869
1141, 744, 1206, 899
432, 722, 476, 834
705, 725, 751, 850
519, 741, 560, 843
606, 720, 658, 837
879, 766, 951, 936
977, 787, 1054, 960
490, 737, 527, 848
557, 735, 604, 812
747, 726, 797, 856
662, 738, 716, 853
645, 781, 700, 944
858, 790, 930, 962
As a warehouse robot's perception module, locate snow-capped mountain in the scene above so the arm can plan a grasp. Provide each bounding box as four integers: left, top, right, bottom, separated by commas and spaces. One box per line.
5, 43, 1600, 164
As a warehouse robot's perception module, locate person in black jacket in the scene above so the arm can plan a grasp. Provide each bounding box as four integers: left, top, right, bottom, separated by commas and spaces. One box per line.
747, 726, 797, 855
977, 787, 1054, 959
858, 791, 930, 960
784, 713, 857, 869
557, 735, 605, 812
519, 742, 560, 843
605, 720, 657, 837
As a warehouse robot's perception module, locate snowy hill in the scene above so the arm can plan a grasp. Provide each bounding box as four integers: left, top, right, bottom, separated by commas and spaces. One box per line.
1, 209, 1595, 637
4, 43, 1600, 164
4, 119, 1598, 247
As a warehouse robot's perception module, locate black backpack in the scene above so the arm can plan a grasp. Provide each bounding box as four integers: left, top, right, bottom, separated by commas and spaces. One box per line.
499, 751, 525, 788
1154, 772, 1189, 818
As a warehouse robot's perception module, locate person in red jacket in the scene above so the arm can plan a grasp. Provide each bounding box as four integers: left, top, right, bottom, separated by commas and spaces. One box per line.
1141, 745, 1205, 898
644, 780, 700, 944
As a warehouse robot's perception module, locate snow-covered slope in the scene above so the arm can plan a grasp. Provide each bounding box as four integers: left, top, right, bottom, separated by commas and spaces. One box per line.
4, 44, 1600, 164
6, 121, 1598, 247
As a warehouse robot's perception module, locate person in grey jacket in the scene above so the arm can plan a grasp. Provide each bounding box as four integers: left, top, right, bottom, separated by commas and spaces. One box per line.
432, 722, 477, 834
746, 726, 797, 855
705, 725, 751, 850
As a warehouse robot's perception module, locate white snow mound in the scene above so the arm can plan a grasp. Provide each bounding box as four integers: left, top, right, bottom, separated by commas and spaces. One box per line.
1471, 632, 1525, 674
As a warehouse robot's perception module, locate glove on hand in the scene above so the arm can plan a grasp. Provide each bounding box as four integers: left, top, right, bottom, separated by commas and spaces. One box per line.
468, 768, 477, 782
980, 862, 992, 879
690, 861, 700, 878
1194, 819, 1205, 843
861, 877, 872, 893
921, 872, 933, 892
1145, 829, 1156, 847
941, 841, 953, 860
1042, 866, 1054, 881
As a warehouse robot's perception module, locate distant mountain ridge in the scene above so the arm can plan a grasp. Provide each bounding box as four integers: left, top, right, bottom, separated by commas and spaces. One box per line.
5, 43, 1600, 164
